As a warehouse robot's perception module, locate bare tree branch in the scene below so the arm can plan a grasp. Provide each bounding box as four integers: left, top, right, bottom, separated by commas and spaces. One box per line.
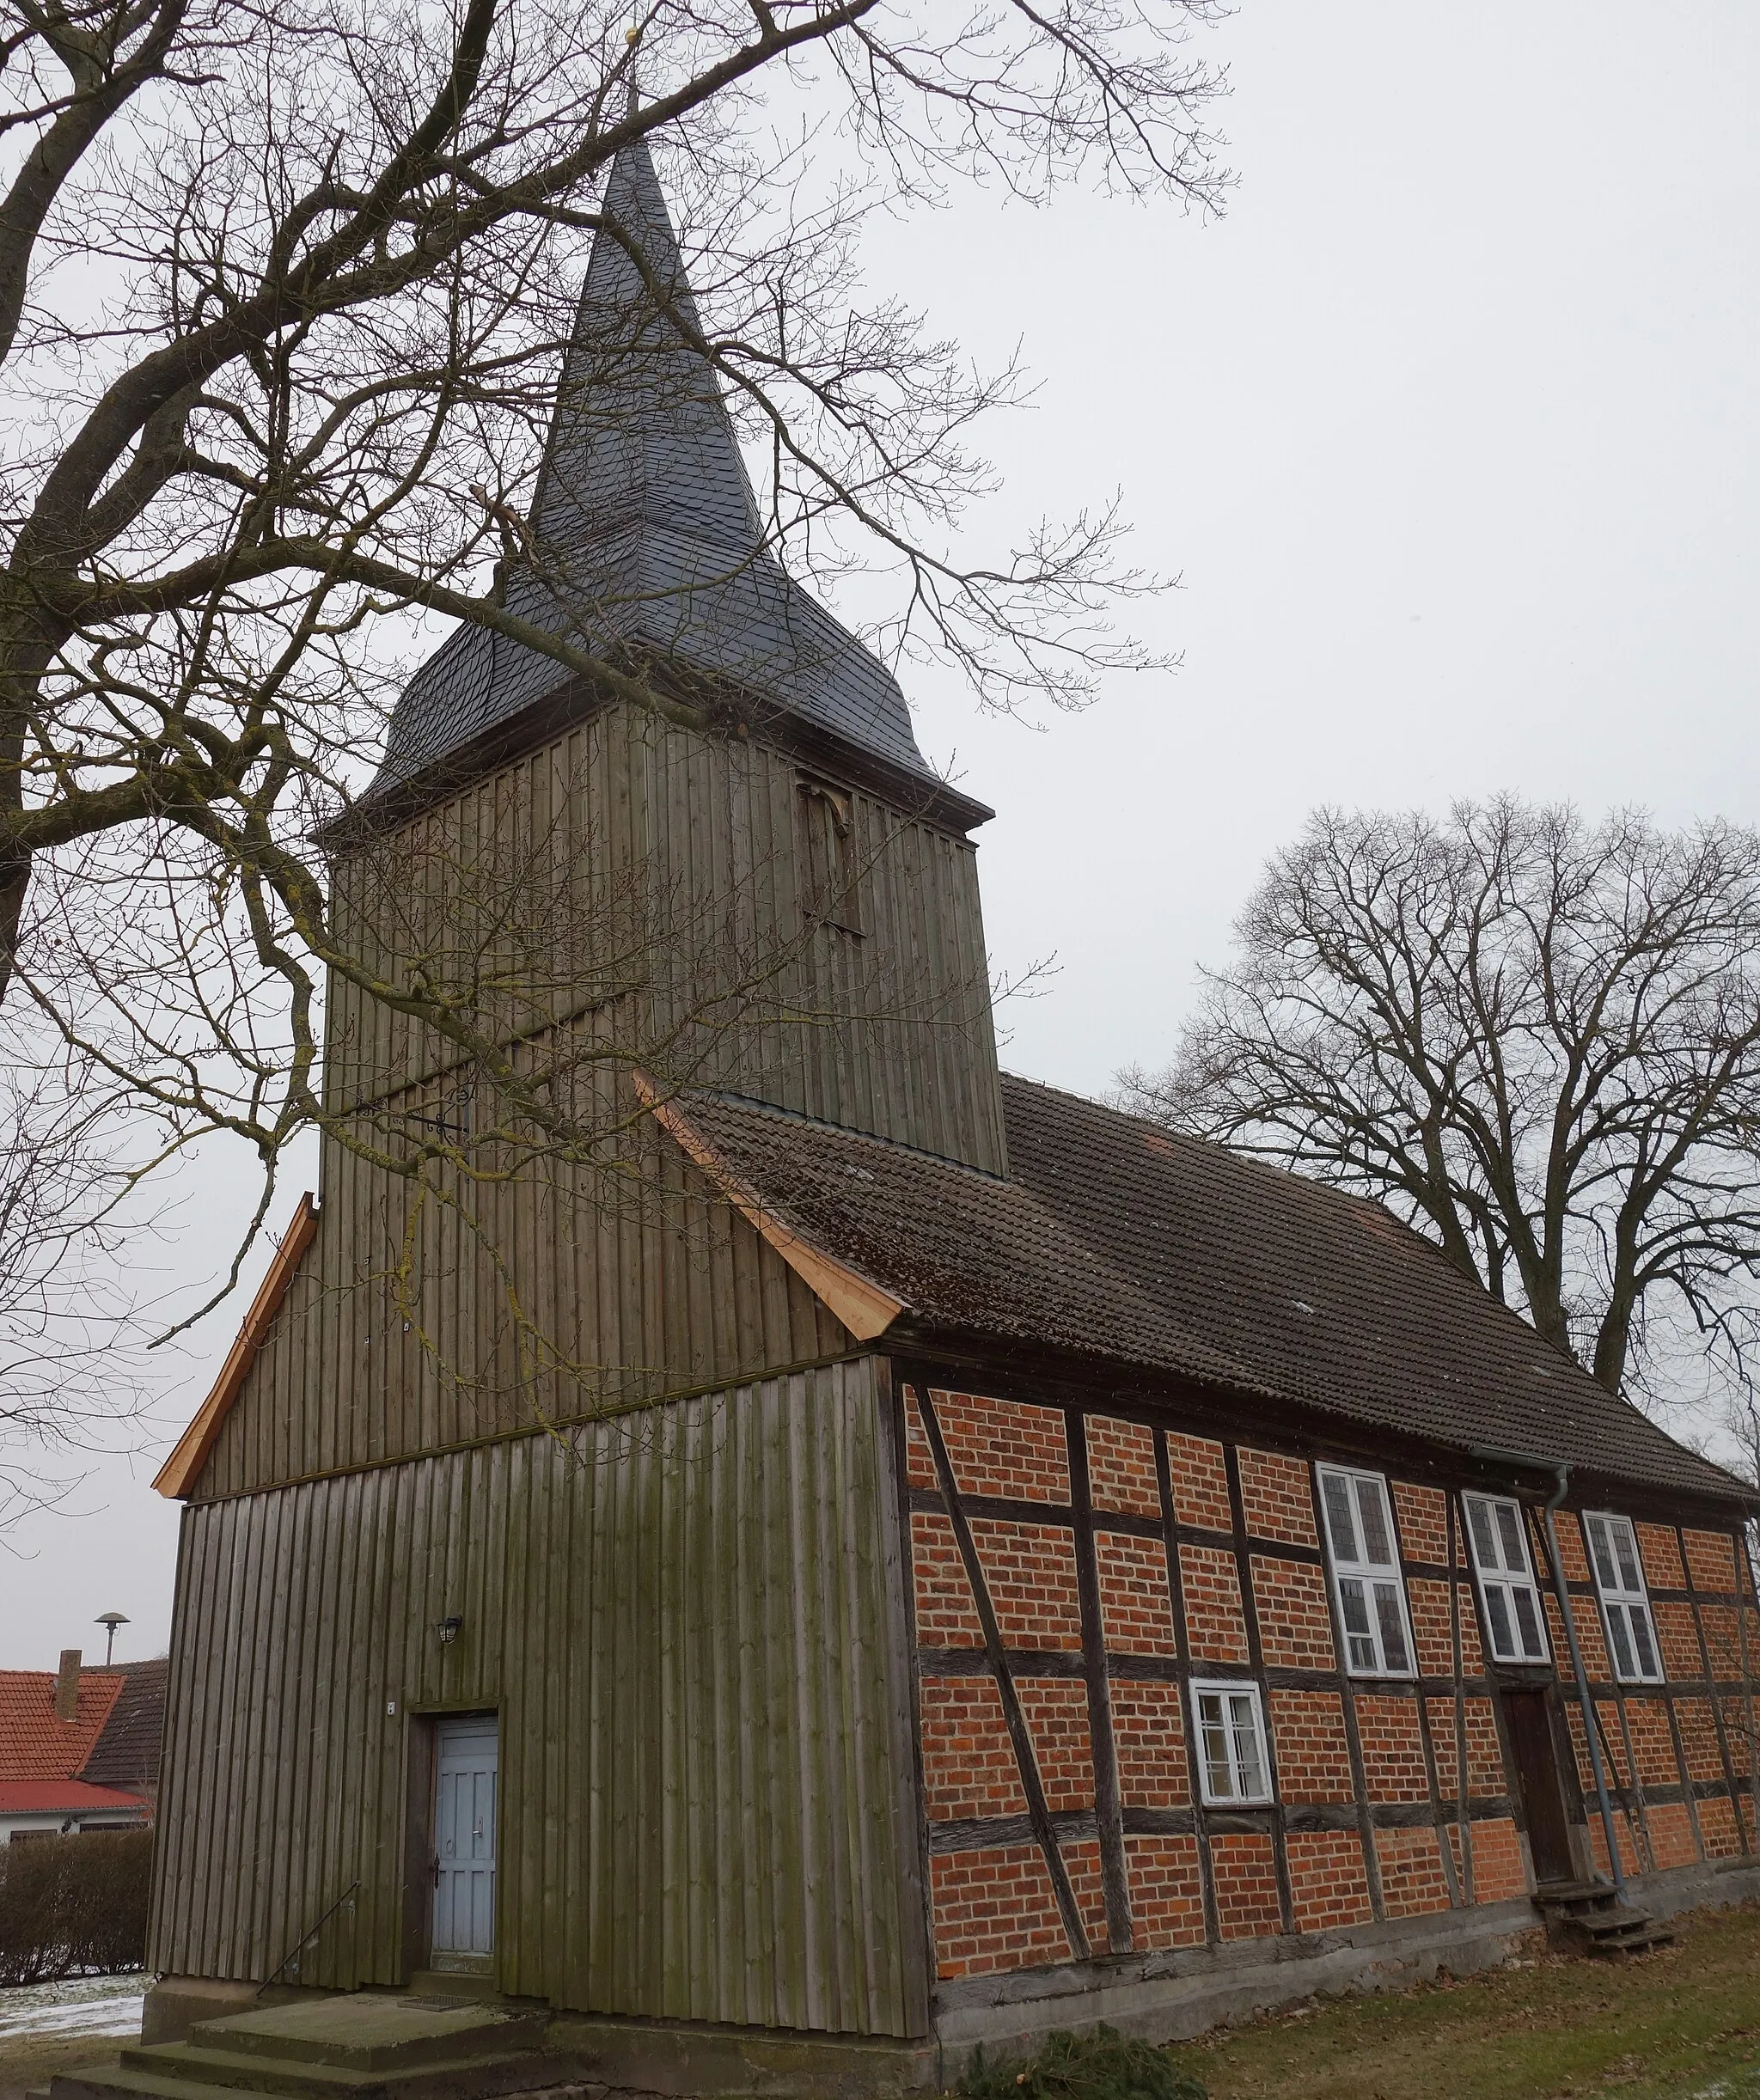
1121, 797, 1760, 1415
0, 0, 1232, 1507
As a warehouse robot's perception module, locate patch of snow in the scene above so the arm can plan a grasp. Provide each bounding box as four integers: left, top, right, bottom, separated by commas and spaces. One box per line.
0, 1972, 145, 2041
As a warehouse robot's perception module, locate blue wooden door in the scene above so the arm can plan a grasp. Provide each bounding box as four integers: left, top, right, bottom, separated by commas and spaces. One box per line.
431, 1716, 498, 1962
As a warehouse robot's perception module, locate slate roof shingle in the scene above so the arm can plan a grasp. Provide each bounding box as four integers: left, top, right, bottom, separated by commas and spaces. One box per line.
666, 1072, 1751, 1510
375, 137, 935, 797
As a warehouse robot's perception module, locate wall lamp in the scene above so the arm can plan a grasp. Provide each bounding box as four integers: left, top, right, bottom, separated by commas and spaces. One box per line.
436, 1615, 463, 1645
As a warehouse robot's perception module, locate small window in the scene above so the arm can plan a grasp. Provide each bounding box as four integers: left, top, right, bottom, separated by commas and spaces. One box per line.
1316, 1464, 1415, 1677
797, 776, 862, 934
1583, 1511, 1663, 1684
1463, 1493, 1550, 1664
1189, 1680, 1273, 1805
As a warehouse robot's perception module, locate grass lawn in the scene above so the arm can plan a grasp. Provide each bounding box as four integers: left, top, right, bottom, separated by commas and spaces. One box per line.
1159, 1903, 1760, 2100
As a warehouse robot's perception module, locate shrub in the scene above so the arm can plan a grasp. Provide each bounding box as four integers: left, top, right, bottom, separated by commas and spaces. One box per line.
0, 1828, 154, 1985
957, 2024, 1207, 2100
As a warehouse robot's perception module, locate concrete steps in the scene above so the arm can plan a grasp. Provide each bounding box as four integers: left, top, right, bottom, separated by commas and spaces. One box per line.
1533, 1878, 1675, 1957
49, 1996, 582, 2100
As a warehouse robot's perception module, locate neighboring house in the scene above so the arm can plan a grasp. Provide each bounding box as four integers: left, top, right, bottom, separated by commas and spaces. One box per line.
0, 1653, 165, 1842
138, 136, 1760, 2085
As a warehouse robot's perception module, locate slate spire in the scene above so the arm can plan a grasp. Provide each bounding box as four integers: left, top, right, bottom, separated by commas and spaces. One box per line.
375, 137, 932, 792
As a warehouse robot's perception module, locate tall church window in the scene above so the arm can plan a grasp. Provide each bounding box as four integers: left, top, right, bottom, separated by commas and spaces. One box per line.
1463, 1493, 1550, 1663
797, 776, 862, 934
1315, 1463, 1415, 1676
1584, 1511, 1664, 1683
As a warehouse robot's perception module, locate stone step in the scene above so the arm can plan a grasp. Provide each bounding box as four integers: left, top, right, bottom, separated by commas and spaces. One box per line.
185, 2000, 547, 2073
107, 2044, 568, 2100
404, 1979, 504, 2007
52, 2048, 579, 2100
48, 1994, 575, 2100
54, 2067, 279, 2100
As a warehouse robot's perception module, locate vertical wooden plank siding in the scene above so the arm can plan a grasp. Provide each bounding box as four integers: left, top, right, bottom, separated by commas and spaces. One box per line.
322, 705, 1007, 1186
195, 1124, 852, 1499
150, 1360, 926, 2039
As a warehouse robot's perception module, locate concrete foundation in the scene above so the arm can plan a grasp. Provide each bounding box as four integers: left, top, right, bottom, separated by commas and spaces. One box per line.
546, 2017, 938, 2100
930, 1898, 1543, 2070
135, 1856, 1760, 2097
932, 1854, 1760, 2072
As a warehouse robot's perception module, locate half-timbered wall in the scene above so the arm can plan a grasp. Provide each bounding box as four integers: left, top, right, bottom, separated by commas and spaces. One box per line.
1547, 1520, 1759, 1878
899, 1383, 1758, 1983
153, 1360, 927, 2037
326, 702, 1007, 1175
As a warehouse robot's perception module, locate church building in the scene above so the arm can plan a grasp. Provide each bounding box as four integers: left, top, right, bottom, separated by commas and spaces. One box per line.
135, 135, 1759, 2089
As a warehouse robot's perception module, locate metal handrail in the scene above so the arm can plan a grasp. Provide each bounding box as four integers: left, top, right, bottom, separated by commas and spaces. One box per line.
266, 1880, 359, 1987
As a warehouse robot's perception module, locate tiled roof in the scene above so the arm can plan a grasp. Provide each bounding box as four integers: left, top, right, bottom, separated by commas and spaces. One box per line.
79, 1660, 168, 1794
0, 1780, 149, 1815
662, 1074, 1751, 1510
373, 137, 935, 797
0, 1670, 124, 1783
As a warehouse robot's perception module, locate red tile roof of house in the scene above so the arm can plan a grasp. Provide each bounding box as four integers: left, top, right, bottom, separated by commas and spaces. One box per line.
0, 1780, 149, 1814
0, 1669, 125, 1783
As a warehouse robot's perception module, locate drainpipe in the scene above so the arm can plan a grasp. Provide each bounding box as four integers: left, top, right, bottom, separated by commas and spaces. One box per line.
1470, 1447, 1626, 1900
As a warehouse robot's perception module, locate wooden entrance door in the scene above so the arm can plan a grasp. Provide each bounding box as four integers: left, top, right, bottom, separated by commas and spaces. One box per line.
431, 1715, 498, 1968
1502, 1687, 1575, 1886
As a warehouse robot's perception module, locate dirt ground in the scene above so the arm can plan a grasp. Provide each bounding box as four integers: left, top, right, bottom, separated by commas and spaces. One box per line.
0, 2026, 126, 2100
1160, 1902, 1760, 2100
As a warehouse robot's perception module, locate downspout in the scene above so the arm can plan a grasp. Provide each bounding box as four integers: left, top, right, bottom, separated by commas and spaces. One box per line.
1470, 1446, 1625, 1898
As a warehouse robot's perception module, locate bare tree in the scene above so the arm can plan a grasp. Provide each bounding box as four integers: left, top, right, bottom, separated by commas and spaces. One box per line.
0, 1, 1231, 1480
0, 1039, 169, 1520
1121, 797, 1760, 1412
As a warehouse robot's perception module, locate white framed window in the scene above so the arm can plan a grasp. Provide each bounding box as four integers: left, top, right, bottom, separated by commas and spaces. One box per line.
1463, 1493, 1550, 1664
1583, 1511, 1663, 1684
1189, 1679, 1273, 1805
1316, 1464, 1415, 1677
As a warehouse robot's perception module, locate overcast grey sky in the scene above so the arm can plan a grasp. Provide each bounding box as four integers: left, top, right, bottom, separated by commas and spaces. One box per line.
4, 2, 1757, 1669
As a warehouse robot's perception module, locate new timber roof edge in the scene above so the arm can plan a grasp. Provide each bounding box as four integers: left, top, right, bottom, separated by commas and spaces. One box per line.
634, 1071, 904, 1341
155, 1193, 320, 1501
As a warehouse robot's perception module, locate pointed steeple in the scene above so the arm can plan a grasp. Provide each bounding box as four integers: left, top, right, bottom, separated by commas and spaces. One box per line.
376, 137, 934, 794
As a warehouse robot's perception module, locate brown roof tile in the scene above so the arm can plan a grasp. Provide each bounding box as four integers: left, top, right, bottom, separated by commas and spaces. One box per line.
664, 1074, 1750, 1511
79, 1659, 168, 1793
